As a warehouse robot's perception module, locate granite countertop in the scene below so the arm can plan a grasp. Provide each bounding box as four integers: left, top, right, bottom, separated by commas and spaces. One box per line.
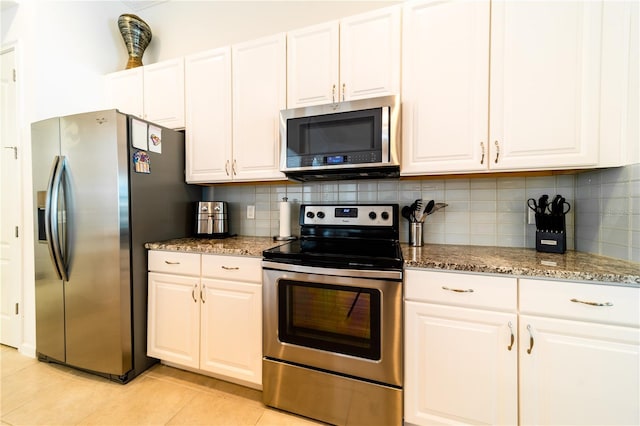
403, 244, 640, 286
145, 237, 640, 286
145, 236, 279, 257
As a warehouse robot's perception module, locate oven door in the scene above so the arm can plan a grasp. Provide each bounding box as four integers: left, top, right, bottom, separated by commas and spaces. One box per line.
263, 262, 402, 387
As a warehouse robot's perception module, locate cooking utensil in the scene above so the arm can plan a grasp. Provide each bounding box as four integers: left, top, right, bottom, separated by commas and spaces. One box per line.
417, 199, 435, 223
409, 200, 419, 222
537, 194, 550, 214
551, 196, 570, 215
401, 206, 413, 222
427, 202, 448, 215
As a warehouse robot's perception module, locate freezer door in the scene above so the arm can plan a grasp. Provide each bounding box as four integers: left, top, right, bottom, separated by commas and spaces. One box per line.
60, 110, 132, 376
32, 117, 66, 362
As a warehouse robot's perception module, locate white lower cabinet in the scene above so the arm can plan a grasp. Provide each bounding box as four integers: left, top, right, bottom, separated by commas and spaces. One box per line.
405, 271, 640, 426
147, 251, 262, 389
519, 279, 640, 426
405, 270, 518, 425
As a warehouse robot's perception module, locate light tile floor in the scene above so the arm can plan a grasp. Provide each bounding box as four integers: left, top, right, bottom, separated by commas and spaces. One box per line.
0, 345, 324, 425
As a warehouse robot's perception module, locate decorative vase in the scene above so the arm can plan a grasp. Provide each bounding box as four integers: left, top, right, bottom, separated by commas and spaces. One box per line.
118, 14, 152, 70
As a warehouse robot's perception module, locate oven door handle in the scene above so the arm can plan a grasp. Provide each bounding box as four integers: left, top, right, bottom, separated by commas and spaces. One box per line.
262, 260, 403, 281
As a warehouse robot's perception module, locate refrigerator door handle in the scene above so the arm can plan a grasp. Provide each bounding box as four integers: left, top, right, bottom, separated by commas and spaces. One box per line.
45, 155, 69, 282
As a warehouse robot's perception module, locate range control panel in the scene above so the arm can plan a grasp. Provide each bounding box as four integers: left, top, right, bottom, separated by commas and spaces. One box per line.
300, 204, 396, 227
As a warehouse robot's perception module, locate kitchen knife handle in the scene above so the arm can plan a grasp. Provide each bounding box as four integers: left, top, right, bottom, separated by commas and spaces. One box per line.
494, 140, 500, 164
526, 324, 534, 354
442, 286, 474, 293
480, 142, 485, 165
507, 321, 514, 351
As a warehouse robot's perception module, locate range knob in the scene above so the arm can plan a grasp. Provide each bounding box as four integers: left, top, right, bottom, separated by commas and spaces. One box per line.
317, 211, 325, 219
381, 211, 390, 220
306, 211, 315, 219
369, 211, 377, 220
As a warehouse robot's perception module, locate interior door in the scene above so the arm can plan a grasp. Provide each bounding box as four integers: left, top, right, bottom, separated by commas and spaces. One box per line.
1, 47, 21, 348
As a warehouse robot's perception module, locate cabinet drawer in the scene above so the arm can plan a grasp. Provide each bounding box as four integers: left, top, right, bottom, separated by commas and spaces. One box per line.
405, 269, 517, 312
148, 250, 201, 276
201, 254, 262, 283
520, 279, 640, 327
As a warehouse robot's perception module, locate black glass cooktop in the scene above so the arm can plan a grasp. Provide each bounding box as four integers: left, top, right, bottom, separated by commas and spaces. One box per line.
263, 238, 403, 271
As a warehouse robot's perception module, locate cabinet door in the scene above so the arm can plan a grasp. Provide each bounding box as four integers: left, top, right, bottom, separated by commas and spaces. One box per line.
105, 68, 144, 119
520, 315, 639, 425
340, 6, 401, 101
185, 47, 233, 183
287, 21, 339, 108
489, 1, 602, 170
401, 0, 490, 175
143, 58, 185, 129
405, 302, 518, 426
232, 33, 286, 182
199, 278, 262, 387
147, 272, 200, 369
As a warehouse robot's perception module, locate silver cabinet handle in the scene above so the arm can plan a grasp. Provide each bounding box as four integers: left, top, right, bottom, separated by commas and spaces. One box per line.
570, 298, 613, 307
221, 265, 239, 271
191, 284, 198, 303
164, 260, 180, 265
494, 140, 500, 164
232, 159, 237, 176
342, 83, 346, 101
526, 324, 534, 354
200, 284, 206, 304
480, 142, 485, 165
224, 160, 230, 176
332, 84, 336, 103
507, 321, 514, 351
442, 286, 474, 293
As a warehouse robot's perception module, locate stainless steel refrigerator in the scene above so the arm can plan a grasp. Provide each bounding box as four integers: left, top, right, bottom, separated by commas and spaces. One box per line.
31, 109, 200, 383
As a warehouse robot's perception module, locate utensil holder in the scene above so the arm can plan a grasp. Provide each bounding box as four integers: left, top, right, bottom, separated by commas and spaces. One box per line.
409, 222, 423, 247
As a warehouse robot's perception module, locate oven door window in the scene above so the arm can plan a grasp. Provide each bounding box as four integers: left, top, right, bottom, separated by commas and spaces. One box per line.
278, 279, 381, 360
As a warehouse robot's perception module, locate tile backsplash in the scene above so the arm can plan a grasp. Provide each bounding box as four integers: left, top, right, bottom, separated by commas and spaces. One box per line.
205, 163, 639, 262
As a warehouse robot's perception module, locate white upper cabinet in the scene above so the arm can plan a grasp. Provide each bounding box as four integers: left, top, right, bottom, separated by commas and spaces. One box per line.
105, 67, 144, 119
489, 0, 601, 170
105, 58, 185, 129
401, 0, 490, 174
287, 6, 401, 108
402, 0, 606, 175
184, 47, 233, 183
287, 21, 340, 107
143, 58, 185, 129
232, 33, 286, 181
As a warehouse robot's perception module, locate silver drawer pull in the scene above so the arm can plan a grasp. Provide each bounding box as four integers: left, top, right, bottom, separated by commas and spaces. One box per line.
164, 260, 180, 265
570, 298, 613, 307
526, 324, 534, 354
221, 265, 239, 271
442, 286, 474, 293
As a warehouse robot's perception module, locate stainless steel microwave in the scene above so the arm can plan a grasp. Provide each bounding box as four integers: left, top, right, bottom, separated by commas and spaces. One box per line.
280, 95, 400, 181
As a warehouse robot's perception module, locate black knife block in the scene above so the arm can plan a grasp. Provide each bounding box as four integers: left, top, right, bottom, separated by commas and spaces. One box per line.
535, 213, 566, 254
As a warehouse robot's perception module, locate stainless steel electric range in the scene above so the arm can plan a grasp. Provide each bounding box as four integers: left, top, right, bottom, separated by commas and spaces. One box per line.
262, 203, 403, 426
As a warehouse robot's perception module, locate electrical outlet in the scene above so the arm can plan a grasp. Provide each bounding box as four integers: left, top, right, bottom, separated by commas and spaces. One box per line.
528, 208, 535, 225
247, 205, 255, 219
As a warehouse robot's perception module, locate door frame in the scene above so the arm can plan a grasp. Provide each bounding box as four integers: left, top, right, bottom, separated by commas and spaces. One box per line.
1, 42, 24, 352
